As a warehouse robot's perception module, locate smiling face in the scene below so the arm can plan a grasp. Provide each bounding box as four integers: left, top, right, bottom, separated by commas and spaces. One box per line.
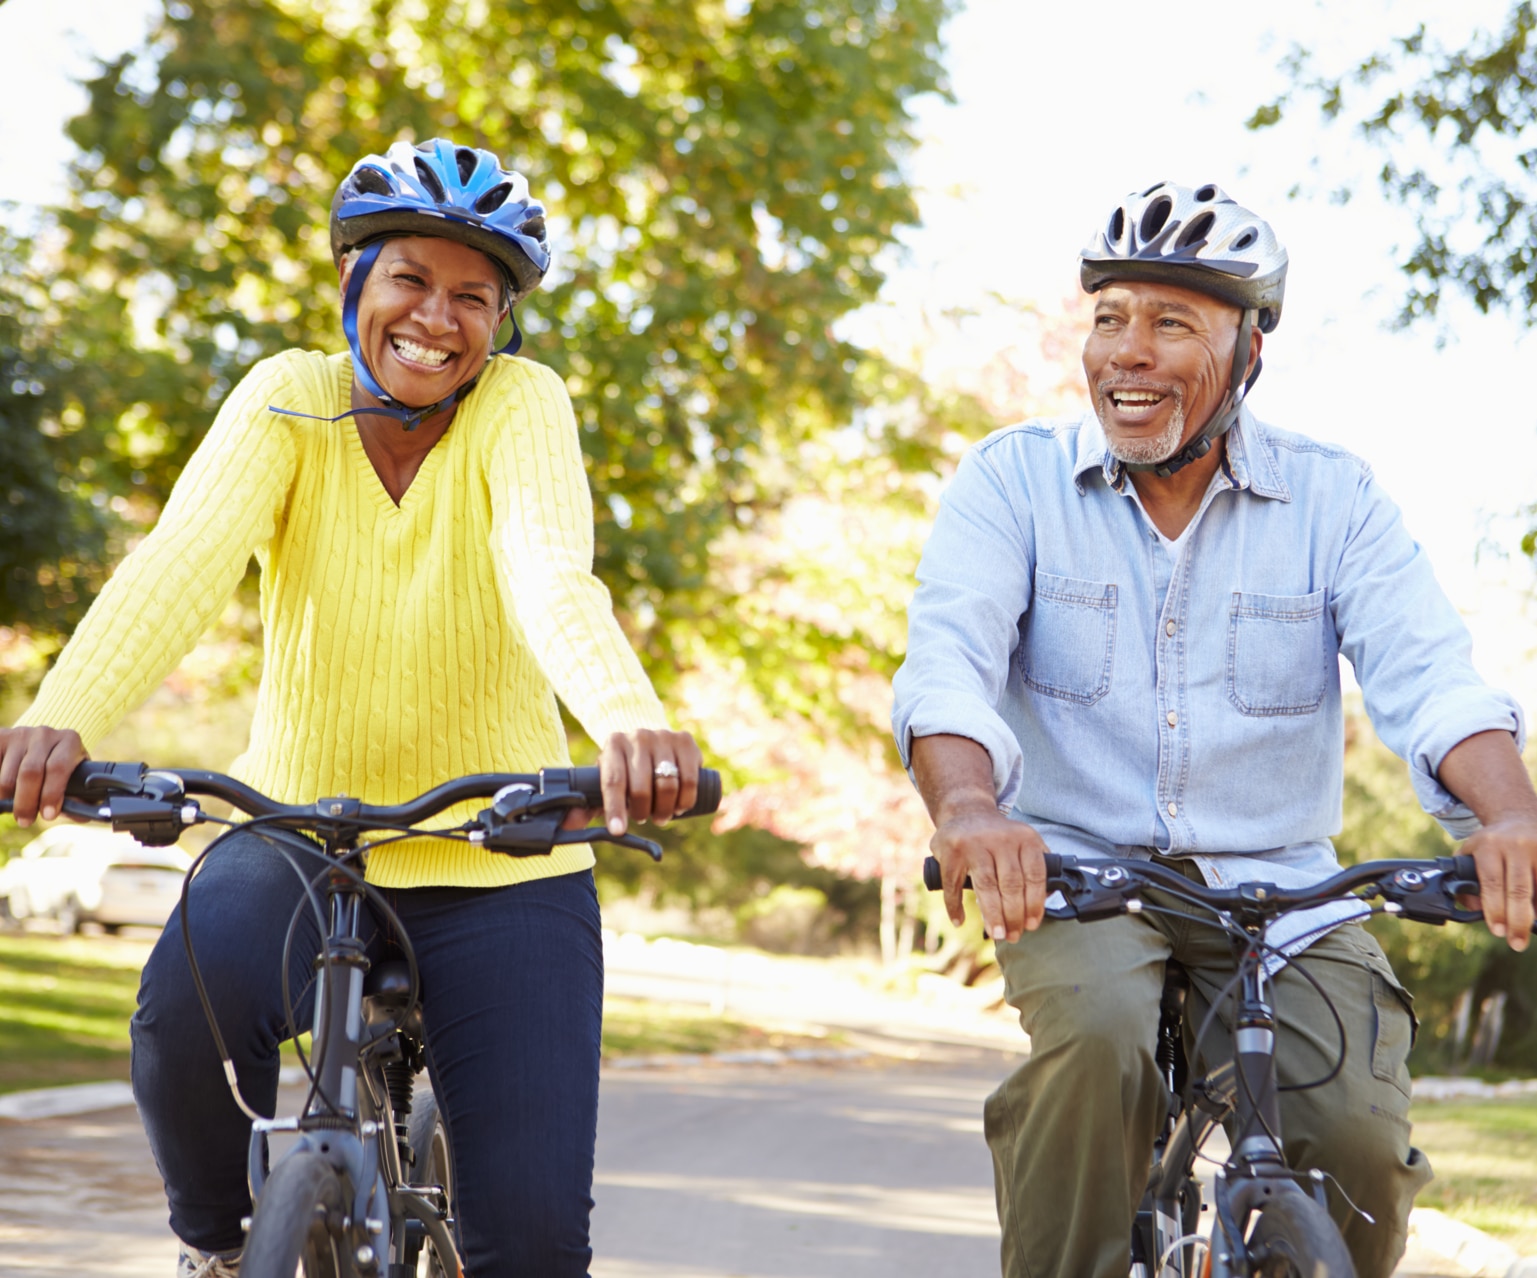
1082, 280, 1259, 466
341, 236, 508, 407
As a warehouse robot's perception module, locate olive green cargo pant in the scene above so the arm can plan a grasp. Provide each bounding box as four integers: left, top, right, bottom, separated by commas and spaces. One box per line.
984, 864, 1433, 1278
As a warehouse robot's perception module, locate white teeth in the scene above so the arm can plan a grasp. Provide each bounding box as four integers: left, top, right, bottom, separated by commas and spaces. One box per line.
393, 337, 450, 366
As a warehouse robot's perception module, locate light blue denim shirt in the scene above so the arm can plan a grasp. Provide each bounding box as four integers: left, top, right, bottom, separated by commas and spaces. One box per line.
892, 407, 1525, 956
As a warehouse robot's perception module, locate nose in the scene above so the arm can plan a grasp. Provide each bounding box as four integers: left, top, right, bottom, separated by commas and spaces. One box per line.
1109, 318, 1155, 372
412, 286, 457, 334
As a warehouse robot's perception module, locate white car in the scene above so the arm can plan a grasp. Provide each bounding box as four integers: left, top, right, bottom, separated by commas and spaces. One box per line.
0, 825, 192, 934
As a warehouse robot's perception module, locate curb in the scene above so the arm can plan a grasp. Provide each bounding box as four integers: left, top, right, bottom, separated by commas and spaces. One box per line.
1407, 1207, 1530, 1277
0, 1080, 135, 1121
1412, 1076, 1537, 1102
605, 1046, 869, 1070
0, 1050, 876, 1122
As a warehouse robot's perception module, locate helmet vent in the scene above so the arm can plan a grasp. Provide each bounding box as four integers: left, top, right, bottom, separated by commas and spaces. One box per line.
1140, 182, 1164, 197
1176, 211, 1215, 249
354, 167, 392, 196
414, 157, 447, 202
520, 215, 546, 241
455, 147, 479, 185
1108, 207, 1125, 242
1231, 228, 1257, 250
476, 182, 513, 214
1140, 196, 1172, 241
1194, 184, 1217, 203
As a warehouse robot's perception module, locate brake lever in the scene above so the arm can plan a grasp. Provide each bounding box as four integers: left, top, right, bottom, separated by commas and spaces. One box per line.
553, 826, 663, 862
1051, 861, 1141, 922
1375, 858, 1484, 926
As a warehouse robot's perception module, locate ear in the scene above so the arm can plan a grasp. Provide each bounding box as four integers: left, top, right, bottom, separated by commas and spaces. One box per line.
1245, 328, 1264, 382
338, 252, 355, 294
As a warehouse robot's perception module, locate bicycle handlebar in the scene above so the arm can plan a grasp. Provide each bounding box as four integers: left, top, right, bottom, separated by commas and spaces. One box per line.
61, 761, 720, 822
921, 851, 1509, 932
1, 761, 723, 861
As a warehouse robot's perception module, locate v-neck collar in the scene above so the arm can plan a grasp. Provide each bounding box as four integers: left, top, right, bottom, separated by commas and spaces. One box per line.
340, 361, 455, 514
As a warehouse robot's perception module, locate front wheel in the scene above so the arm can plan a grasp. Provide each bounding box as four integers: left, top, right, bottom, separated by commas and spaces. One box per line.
240, 1150, 347, 1278
407, 1085, 456, 1277
1246, 1192, 1357, 1278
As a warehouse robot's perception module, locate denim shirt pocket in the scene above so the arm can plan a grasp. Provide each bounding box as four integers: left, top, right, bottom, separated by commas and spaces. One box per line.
1226, 588, 1330, 717
1018, 571, 1118, 706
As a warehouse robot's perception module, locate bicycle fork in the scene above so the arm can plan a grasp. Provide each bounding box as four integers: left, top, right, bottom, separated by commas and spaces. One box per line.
247, 872, 392, 1275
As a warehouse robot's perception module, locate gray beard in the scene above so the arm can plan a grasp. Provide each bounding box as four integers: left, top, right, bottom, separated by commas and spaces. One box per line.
1098, 394, 1187, 466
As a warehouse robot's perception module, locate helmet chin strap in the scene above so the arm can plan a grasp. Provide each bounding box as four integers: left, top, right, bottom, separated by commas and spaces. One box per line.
1125, 308, 1258, 478
268, 239, 524, 432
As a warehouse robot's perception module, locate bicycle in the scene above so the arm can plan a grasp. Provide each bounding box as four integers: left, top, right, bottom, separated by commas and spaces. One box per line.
2, 759, 720, 1278
923, 849, 1519, 1278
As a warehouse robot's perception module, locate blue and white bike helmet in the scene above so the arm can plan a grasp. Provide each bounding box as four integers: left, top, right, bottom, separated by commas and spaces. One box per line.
326, 139, 552, 429
1079, 182, 1288, 475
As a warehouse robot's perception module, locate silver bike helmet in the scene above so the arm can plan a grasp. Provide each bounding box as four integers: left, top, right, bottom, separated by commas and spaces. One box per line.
1079, 182, 1289, 476
1080, 182, 1287, 333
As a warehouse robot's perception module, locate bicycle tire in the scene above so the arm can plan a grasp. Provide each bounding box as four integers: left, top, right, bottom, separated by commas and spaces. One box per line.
240, 1149, 347, 1278
407, 1085, 456, 1277
1246, 1191, 1356, 1278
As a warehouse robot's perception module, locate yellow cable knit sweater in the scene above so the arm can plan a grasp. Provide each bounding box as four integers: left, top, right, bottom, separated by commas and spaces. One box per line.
18, 349, 668, 887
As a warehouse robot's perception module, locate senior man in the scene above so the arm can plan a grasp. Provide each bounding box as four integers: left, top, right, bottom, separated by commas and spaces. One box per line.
891, 181, 1537, 1278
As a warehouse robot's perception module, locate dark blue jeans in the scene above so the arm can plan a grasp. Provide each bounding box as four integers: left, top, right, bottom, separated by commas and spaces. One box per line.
130, 830, 604, 1277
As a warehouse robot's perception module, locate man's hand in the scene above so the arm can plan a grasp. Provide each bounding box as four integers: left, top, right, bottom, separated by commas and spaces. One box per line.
1438, 729, 1537, 952
931, 803, 1051, 943
559, 728, 704, 836
1460, 814, 1537, 952
911, 733, 1051, 943
0, 726, 88, 827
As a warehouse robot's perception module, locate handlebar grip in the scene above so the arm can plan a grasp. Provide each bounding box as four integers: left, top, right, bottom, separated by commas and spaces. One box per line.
558, 766, 721, 817
1451, 853, 1478, 882
923, 851, 1064, 893
65, 761, 150, 798
683, 768, 722, 818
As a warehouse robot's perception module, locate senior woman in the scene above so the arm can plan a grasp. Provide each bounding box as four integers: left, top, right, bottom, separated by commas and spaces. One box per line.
0, 139, 700, 1278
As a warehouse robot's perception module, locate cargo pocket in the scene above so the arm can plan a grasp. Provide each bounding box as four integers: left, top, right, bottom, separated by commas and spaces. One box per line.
1019, 571, 1118, 706
1371, 969, 1418, 1101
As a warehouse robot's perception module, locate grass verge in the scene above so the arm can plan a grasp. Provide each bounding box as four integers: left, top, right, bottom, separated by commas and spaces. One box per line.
1410, 1096, 1537, 1256
0, 933, 839, 1096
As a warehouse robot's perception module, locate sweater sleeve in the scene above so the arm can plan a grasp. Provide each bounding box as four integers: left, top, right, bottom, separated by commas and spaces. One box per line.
15, 356, 299, 749
482, 360, 669, 740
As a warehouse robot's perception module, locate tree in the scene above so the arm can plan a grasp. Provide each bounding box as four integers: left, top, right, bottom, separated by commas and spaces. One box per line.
40, 0, 953, 696
0, 226, 110, 636
1334, 704, 1537, 1072
1249, 2, 1537, 329
1249, 2, 1537, 573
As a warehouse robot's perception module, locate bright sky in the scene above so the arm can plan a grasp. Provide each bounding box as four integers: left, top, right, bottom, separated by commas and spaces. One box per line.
3, 0, 1534, 711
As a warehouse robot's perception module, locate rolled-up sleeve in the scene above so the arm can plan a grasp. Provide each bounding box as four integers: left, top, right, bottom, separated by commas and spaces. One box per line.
892, 443, 1037, 807
1332, 467, 1525, 836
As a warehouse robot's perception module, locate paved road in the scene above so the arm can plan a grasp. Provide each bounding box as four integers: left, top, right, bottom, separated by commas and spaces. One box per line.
0, 1050, 1004, 1278
0, 1047, 1490, 1277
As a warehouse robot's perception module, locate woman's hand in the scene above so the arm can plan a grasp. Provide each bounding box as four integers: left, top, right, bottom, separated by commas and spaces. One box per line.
560, 729, 703, 835
0, 726, 88, 826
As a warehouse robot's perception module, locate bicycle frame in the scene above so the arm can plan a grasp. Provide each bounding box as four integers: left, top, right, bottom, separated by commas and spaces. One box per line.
1133, 930, 1332, 1278
923, 849, 1499, 1278
1, 759, 722, 1278
245, 838, 460, 1278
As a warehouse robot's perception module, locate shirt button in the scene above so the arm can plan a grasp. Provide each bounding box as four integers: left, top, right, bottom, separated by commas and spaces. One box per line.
1166, 711, 1178, 727
1167, 801, 1178, 818
1165, 620, 1177, 637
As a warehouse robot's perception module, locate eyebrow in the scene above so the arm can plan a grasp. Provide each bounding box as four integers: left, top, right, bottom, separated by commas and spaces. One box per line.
1095, 297, 1205, 319
388, 256, 499, 293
